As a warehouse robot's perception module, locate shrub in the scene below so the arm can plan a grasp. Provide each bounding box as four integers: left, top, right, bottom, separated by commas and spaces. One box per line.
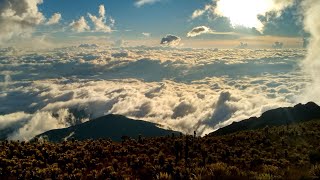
310, 165, 320, 177
309, 151, 320, 165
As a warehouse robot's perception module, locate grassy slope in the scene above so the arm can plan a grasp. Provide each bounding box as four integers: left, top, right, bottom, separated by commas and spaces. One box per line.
1, 120, 320, 179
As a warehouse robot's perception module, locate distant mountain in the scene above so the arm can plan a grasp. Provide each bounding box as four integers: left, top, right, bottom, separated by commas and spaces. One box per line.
36, 114, 180, 142
211, 102, 320, 136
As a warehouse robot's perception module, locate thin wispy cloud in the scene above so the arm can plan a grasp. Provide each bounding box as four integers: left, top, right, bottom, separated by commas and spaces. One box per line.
142, 32, 151, 37
135, 0, 162, 7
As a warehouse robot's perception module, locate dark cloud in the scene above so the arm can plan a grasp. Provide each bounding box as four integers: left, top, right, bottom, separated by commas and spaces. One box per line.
160, 34, 181, 46
172, 102, 196, 119
237, 42, 248, 49
260, 1, 303, 36
79, 44, 99, 48
187, 26, 212, 37
272, 42, 284, 49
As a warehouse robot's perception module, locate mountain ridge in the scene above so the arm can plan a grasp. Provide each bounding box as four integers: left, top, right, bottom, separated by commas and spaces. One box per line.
210, 101, 320, 136
36, 114, 180, 142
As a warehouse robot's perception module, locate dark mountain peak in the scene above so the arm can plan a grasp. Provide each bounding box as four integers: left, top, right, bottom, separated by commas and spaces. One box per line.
211, 102, 320, 136
305, 101, 320, 109
36, 114, 180, 142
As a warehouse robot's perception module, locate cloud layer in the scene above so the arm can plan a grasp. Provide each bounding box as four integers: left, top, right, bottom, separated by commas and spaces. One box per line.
0, 46, 308, 140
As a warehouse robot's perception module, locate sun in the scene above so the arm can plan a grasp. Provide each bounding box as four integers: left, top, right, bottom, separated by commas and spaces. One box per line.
215, 0, 273, 31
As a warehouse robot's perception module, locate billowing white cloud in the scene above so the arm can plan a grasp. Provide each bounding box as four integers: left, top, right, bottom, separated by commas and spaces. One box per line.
187, 26, 213, 37
88, 4, 113, 32
0, 0, 45, 44
69, 16, 90, 32
8, 110, 70, 141
88, 14, 111, 32
46, 13, 62, 25
0, 46, 307, 140
298, 0, 320, 104
135, 0, 161, 7
160, 34, 181, 47
69, 4, 113, 33
99, 4, 106, 19
191, 0, 294, 31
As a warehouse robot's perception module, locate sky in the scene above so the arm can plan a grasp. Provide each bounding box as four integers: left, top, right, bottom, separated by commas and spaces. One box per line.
0, 0, 306, 48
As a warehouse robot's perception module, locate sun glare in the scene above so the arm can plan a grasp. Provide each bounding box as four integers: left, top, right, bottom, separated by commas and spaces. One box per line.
215, 0, 273, 31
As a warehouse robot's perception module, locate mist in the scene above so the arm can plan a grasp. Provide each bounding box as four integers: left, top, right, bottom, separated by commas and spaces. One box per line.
298, 0, 320, 103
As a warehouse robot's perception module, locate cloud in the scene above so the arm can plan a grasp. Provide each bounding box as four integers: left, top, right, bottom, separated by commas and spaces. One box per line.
99, 4, 106, 19
135, 0, 161, 7
113, 39, 127, 47
69, 16, 90, 32
69, 5, 114, 33
88, 4, 113, 33
272, 41, 283, 49
112, 51, 129, 58
298, 0, 320, 104
191, 0, 294, 32
0, 46, 308, 140
191, 5, 213, 19
0, 112, 31, 132
142, 32, 151, 37
187, 26, 213, 37
160, 34, 181, 47
0, 0, 45, 44
79, 44, 99, 48
46, 13, 62, 25
88, 14, 112, 32
8, 110, 73, 141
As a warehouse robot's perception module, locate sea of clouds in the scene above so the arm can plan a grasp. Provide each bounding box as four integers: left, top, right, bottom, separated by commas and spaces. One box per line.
0, 46, 311, 140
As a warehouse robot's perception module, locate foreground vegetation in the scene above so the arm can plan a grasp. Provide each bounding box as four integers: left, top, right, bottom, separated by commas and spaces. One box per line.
1, 120, 320, 179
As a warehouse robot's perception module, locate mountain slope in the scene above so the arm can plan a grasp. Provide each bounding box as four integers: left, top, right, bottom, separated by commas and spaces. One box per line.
211, 102, 320, 136
36, 114, 180, 142
3, 118, 320, 179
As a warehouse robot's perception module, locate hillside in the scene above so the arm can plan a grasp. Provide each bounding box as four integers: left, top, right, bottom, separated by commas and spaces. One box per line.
1, 119, 320, 179
36, 114, 180, 142
211, 102, 320, 136
35, 102, 320, 142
